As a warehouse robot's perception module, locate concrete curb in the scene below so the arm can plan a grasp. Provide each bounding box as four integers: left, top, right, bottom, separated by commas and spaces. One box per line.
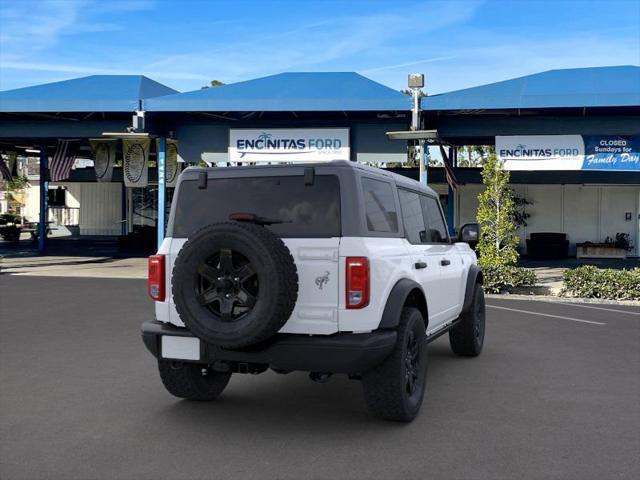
486, 293, 640, 307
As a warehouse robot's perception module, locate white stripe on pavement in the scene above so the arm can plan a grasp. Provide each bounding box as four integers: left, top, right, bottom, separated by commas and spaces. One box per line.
487, 304, 606, 325
553, 302, 640, 316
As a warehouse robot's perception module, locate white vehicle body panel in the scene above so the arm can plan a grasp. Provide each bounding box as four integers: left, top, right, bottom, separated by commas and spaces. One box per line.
153, 162, 479, 338
156, 236, 341, 334
337, 237, 412, 332
155, 236, 477, 334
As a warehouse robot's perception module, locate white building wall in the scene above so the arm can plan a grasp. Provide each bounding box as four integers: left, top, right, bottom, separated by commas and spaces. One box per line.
562, 186, 599, 254
599, 187, 639, 253
23, 182, 40, 222
19, 181, 122, 234
525, 186, 563, 233
451, 183, 639, 257
78, 182, 122, 235
64, 183, 81, 208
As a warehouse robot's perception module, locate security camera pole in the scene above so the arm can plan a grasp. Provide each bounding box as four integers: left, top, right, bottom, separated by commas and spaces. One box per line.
408, 73, 426, 185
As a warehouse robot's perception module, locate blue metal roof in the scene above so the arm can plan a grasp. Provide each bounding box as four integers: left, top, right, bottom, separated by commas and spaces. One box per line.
0, 75, 178, 113
145, 72, 411, 112
422, 66, 640, 111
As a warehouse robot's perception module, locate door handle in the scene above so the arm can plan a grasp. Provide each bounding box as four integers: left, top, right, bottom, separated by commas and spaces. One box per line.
414, 262, 427, 269
440, 259, 451, 266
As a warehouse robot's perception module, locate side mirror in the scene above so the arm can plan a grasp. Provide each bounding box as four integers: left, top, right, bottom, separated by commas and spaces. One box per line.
458, 223, 480, 245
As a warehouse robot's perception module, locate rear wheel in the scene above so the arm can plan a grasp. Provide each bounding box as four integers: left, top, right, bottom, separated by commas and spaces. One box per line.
362, 307, 427, 422
449, 284, 485, 357
172, 222, 298, 349
158, 360, 231, 401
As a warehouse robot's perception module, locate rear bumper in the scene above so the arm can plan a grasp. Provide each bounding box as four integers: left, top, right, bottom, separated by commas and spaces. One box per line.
142, 320, 397, 374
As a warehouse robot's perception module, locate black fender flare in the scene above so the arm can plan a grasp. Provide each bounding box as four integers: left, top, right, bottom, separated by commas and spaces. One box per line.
462, 264, 483, 313
378, 279, 428, 330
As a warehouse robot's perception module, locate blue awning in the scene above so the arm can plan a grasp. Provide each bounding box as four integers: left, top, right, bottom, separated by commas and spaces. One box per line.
0, 75, 178, 113
145, 72, 411, 112
422, 66, 640, 111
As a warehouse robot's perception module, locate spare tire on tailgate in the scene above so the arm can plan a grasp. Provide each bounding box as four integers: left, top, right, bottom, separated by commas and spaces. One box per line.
172, 222, 298, 349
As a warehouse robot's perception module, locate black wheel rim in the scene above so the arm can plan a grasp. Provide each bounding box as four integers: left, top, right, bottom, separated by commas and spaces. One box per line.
195, 248, 259, 322
405, 330, 420, 396
474, 293, 485, 342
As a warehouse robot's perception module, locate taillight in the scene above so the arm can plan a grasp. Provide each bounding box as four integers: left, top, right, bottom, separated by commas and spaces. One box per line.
346, 256, 369, 309
148, 255, 165, 301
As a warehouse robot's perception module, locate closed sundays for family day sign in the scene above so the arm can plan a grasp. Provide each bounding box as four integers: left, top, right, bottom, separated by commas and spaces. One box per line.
497, 135, 640, 171
229, 128, 350, 162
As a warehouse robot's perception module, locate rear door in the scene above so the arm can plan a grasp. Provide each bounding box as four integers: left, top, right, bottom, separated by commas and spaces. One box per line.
279, 237, 340, 334
165, 173, 341, 334
397, 188, 444, 326
420, 195, 464, 321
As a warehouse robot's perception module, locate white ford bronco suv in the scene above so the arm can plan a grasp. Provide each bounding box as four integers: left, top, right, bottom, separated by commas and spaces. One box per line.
142, 161, 485, 422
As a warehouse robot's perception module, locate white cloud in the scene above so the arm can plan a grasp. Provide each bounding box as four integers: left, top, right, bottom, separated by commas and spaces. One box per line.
0, 60, 209, 81
418, 30, 640, 94
0, 0, 153, 56
361, 56, 459, 74
1, 0, 637, 95
136, 1, 484, 89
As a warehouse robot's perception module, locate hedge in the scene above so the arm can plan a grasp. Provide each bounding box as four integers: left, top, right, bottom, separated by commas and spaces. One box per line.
561, 266, 640, 301
482, 265, 537, 294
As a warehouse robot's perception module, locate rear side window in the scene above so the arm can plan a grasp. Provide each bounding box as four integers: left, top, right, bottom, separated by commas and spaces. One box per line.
361, 177, 398, 233
398, 189, 427, 244
420, 195, 449, 243
172, 175, 341, 238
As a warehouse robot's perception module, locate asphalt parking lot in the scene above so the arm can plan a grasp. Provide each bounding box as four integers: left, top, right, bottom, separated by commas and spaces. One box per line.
1, 275, 638, 480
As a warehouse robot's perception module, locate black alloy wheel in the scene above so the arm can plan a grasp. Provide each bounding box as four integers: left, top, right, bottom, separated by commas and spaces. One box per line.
449, 284, 485, 357
196, 248, 259, 322
405, 329, 421, 396
473, 289, 486, 343
362, 307, 428, 422
172, 222, 298, 348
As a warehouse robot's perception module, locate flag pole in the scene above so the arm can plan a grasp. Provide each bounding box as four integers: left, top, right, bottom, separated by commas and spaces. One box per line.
157, 137, 166, 249
38, 144, 48, 254
447, 146, 456, 236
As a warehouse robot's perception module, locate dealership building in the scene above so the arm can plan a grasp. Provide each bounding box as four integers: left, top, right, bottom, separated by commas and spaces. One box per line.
0, 65, 638, 257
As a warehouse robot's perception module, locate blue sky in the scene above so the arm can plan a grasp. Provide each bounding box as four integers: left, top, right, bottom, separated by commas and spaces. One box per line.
0, 0, 638, 94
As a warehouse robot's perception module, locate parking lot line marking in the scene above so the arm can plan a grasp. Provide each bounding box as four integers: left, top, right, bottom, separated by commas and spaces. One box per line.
553, 302, 640, 316
487, 304, 606, 325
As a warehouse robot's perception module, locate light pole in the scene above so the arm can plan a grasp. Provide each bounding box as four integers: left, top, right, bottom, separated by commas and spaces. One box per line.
408, 73, 426, 185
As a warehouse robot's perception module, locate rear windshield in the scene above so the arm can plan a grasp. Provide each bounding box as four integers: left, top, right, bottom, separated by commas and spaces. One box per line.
171, 175, 341, 238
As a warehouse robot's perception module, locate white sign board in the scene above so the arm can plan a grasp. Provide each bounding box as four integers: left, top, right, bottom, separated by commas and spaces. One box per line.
496, 135, 585, 170
229, 128, 350, 163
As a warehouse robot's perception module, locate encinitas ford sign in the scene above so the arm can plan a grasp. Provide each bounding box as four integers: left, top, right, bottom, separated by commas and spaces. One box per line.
497, 135, 585, 170
229, 128, 350, 162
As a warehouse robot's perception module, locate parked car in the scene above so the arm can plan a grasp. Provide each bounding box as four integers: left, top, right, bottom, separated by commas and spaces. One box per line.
142, 161, 485, 422
0, 213, 23, 242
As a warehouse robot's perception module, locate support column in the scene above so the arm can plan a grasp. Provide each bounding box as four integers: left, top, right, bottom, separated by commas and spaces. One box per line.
157, 137, 166, 249
419, 140, 427, 185
121, 182, 127, 236
447, 146, 456, 236
38, 145, 48, 254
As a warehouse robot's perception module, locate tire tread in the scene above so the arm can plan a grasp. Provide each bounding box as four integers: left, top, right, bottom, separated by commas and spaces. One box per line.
158, 360, 231, 401
449, 284, 485, 357
362, 307, 427, 422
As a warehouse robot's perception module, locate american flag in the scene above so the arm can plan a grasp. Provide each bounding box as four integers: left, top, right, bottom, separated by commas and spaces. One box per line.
439, 145, 458, 190
49, 140, 78, 182
0, 157, 12, 181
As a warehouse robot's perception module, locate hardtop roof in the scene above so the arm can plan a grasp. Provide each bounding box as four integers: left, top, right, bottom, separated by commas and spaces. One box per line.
183, 160, 437, 197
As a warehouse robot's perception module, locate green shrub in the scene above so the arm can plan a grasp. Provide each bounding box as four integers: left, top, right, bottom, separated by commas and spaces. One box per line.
561, 266, 640, 300
482, 265, 537, 294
